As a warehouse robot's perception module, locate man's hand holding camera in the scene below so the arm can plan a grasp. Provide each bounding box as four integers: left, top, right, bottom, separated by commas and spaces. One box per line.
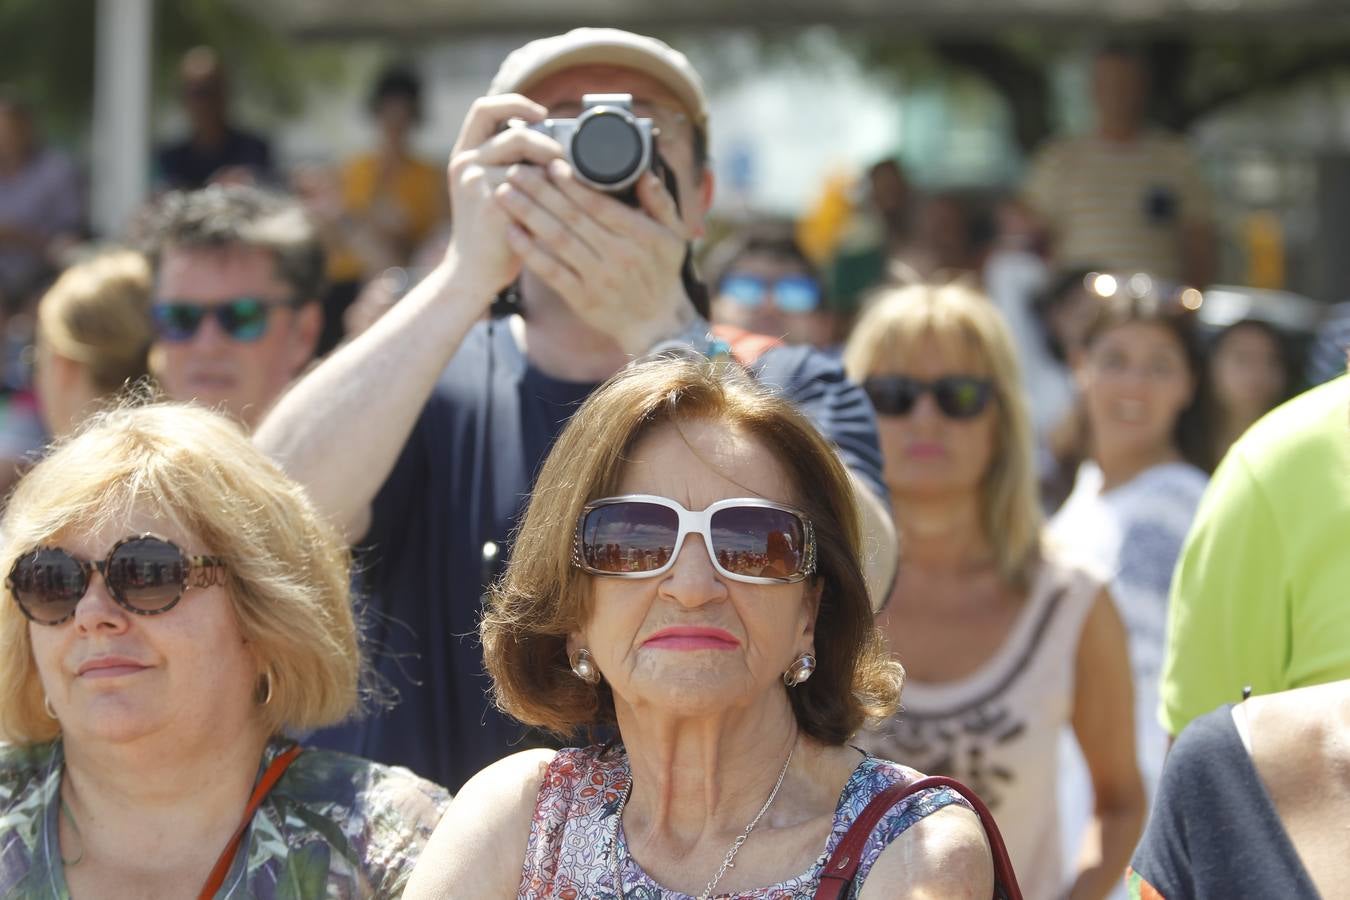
497, 157, 693, 354
442, 95, 557, 307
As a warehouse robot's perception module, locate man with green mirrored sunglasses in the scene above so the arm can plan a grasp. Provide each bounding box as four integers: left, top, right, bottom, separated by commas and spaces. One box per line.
141, 185, 323, 429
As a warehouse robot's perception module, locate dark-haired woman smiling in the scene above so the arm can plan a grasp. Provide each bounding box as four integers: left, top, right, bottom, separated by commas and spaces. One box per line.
1048, 283, 1212, 809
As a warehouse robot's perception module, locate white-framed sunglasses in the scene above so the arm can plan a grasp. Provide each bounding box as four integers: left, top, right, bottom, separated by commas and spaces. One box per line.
571, 494, 817, 585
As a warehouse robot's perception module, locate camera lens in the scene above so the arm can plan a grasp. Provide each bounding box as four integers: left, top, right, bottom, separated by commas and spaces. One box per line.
571, 111, 644, 186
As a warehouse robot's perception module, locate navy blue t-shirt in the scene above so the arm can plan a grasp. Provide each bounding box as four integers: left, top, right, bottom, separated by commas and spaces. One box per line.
155, 127, 274, 191
1128, 705, 1319, 898
307, 321, 886, 791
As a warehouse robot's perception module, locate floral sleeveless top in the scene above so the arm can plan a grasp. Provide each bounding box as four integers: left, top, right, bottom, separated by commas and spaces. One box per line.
0, 739, 451, 898
517, 744, 965, 899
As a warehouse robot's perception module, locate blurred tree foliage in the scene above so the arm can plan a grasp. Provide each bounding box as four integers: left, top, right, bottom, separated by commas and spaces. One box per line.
0, 0, 341, 140
726, 28, 1350, 154
846, 32, 1350, 152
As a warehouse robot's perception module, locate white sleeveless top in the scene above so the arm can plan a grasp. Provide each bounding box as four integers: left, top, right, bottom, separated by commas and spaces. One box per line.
855, 556, 1100, 900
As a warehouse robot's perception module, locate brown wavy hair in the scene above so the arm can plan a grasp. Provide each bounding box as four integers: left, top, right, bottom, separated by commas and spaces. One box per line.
481, 356, 902, 744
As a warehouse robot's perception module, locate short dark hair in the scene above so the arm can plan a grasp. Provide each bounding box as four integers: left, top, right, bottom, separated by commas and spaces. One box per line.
369, 65, 423, 121
704, 225, 821, 295
135, 185, 325, 303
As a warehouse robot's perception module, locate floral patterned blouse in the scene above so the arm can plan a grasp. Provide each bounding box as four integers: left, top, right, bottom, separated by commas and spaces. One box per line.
517, 744, 965, 899
0, 739, 451, 898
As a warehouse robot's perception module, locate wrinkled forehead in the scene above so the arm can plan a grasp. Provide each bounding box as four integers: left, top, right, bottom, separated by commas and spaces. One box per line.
614, 419, 801, 511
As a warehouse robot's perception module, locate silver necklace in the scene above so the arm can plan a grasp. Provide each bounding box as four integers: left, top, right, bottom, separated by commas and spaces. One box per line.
607, 738, 797, 900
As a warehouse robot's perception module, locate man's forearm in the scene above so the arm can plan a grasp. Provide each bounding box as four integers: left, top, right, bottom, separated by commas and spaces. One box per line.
254, 257, 493, 540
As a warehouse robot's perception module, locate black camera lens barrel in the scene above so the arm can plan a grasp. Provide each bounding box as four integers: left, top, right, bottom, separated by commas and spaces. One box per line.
571, 111, 644, 186
521, 94, 654, 197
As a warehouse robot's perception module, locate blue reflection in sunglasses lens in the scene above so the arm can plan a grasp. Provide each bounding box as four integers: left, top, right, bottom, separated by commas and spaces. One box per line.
219, 300, 270, 342
774, 276, 822, 314
720, 274, 767, 308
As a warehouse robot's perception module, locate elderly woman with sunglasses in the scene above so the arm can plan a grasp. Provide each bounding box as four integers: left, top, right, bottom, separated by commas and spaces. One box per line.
405, 357, 994, 899
0, 403, 449, 897
843, 283, 1144, 900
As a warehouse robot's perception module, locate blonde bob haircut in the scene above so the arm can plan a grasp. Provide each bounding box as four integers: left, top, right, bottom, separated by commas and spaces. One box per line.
36, 249, 153, 393
844, 282, 1043, 588
0, 402, 359, 743
482, 356, 903, 745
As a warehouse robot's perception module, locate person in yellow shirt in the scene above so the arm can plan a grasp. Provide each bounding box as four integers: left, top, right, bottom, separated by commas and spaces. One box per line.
320, 66, 447, 352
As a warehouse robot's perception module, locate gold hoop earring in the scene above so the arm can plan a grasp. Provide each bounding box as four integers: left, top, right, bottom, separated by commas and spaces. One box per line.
569, 648, 601, 685
43, 695, 57, 720
258, 670, 274, 706
782, 652, 816, 687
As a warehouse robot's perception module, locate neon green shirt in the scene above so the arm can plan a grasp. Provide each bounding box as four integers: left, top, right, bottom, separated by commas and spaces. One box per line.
1160, 376, 1350, 736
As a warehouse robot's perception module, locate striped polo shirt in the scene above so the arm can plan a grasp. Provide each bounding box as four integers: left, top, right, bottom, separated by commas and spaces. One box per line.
1023, 130, 1212, 282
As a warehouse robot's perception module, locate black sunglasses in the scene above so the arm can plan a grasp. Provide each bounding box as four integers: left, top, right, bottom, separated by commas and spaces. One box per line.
863, 375, 994, 419
150, 297, 296, 343
7, 535, 227, 626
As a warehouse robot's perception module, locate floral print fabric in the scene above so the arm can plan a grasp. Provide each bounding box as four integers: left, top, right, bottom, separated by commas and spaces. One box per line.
517, 744, 964, 899
0, 739, 450, 898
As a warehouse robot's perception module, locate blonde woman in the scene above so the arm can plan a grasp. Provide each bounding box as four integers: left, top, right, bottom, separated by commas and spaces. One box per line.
0, 403, 449, 897
845, 284, 1144, 899
33, 250, 154, 440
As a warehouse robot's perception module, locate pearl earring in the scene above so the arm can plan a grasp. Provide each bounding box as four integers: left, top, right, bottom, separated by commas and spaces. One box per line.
570, 648, 601, 685
782, 652, 816, 687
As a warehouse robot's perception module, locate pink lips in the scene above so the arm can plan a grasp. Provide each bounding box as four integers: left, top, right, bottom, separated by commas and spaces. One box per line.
641, 627, 741, 651
905, 442, 948, 460
76, 657, 149, 679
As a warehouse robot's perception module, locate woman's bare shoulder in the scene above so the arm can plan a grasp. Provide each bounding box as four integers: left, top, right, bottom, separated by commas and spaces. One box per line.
401, 748, 557, 900
857, 803, 994, 900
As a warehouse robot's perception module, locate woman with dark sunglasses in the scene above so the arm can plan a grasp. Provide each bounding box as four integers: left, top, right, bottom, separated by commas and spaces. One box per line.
843, 283, 1144, 900
0, 403, 449, 897
405, 357, 995, 899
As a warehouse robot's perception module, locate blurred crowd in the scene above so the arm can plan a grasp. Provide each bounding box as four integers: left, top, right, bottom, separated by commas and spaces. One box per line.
0, 27, 1348, 900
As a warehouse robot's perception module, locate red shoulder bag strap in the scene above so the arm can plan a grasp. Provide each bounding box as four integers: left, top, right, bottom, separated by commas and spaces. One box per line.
197, 744, 303, 900
813, 774, 1023, 900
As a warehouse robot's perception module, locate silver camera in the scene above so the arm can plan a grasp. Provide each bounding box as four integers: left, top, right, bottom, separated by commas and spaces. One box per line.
529, 94, 655, 199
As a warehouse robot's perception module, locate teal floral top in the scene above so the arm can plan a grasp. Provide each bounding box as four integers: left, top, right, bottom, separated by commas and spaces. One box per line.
0, 739, 451, 898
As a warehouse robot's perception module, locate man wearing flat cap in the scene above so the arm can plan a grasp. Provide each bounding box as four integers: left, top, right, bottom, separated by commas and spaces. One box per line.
257, 28, 894, 791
